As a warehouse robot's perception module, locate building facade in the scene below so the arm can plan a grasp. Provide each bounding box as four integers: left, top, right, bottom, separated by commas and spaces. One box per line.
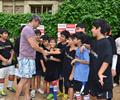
0, 0, 61, 14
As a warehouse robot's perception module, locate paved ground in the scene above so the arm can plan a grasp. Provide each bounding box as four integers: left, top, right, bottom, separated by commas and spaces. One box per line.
0, 78, 120, 100
0, 85, 118, 100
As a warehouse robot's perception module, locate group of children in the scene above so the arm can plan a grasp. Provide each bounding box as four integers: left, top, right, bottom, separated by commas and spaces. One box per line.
29, 19, 116, 100
0, 18, 119, 100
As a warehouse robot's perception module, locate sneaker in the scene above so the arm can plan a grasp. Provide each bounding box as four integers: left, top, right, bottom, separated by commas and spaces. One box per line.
47, 93, 54, 100
62, 94, 68, 100
113, 83, 119, 87
0, 90, 7, 96
7, 87, 16, 93
57, 91, 64, 97
31, 90, 36, 98
37, 88, 44, 94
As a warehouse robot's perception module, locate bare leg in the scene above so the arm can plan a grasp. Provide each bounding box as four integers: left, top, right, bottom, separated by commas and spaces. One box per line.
24, 79, 31, 100
69, 88, 74, 100
15, 78, 28, 100
90, 95, 97, 100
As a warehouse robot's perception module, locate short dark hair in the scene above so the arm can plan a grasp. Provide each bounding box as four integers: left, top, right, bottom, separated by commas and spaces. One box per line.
34, 29, 41, 35
75, 32, 87, 43
0, 28, 9, 35
29, 15, 41, 23
92, 19, 108, 34
106, 24, 111, 35
40, 35, 50, 41
50, 38, 57, 43
60, 30, 70, 39
19, 25, 26, 33
76, 23, 86, 29
69, 34, 76, 40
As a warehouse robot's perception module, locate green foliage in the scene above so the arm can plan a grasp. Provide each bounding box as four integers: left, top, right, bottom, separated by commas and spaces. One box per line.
0, 0, 120, 38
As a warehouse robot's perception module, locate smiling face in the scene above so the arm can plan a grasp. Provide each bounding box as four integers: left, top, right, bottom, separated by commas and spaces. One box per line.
0, 32, 8, 40
60, 34, 66, 43
50, 39, 56, 48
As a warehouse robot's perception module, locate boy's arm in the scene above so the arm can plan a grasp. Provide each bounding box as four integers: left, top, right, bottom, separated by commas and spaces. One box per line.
0, 55, 8, 63
40, 60, 46, 72
49, 56, 61, 62
8, 50, 14, 64
74, 49, 89, 65
74, 59, 89, 65
98, 62, 109, 86
98, 42, 112, 86
69, 65, 75, 81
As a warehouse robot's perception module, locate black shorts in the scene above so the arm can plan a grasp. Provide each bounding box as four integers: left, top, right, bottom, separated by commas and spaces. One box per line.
34, 65, 46, 77
90, 89, 113, 99
73, 80, 89, 95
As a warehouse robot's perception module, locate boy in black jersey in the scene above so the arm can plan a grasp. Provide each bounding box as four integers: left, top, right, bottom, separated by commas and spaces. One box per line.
0, 28, 15, 96
57, 30, 70, 97
89, 19, 113, 100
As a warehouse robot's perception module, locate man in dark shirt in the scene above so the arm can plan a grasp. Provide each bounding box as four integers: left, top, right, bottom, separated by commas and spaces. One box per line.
89, 19, 113, 100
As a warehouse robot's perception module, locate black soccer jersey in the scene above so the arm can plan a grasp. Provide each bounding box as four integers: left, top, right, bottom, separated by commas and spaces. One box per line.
89, 38, 113, 90
0, 40, 14, 67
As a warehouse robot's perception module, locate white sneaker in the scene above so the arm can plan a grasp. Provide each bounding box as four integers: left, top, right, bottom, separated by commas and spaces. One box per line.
113, 83, 119, 87
37, 88, 44, 94
31, 90, 35, 98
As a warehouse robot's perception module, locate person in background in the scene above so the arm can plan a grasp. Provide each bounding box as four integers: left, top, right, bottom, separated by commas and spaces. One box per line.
57, 30, 70, 97
104, 24, 118, 79
0, 28, 15, 96
114, 33, 120, 87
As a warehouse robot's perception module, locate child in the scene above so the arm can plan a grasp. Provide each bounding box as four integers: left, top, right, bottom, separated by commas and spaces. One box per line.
69, 33, 90, 100
31, 29, 43, 98
76, 22, 91, 44
40, 35, 50, 96
45, 38, 62, 100
57, 30, 70, 97
0, 28, 15, 96
89, 19, 113, 100
62, 34, 77, 100
104, 24, 118, 78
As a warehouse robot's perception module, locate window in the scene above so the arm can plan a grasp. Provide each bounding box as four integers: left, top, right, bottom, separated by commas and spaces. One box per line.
31, 5, 52, 14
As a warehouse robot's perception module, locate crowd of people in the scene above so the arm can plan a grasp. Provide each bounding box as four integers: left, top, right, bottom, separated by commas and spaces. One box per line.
0, 15, 120, 100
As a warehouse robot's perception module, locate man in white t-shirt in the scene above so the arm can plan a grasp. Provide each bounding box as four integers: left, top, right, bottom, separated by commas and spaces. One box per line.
114, 36, 120, 86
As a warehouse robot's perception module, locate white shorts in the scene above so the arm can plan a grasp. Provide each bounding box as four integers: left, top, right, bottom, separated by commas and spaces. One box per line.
8, 65, 15, 76
0, 65, 15, 79
17, 57, 36, 78
0, 67, 8, 79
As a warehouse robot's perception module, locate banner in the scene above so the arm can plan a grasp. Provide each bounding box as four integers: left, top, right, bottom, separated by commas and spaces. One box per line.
58, 24, 76, 42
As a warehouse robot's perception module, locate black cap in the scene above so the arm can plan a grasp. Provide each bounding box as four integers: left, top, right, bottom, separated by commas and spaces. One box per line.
0, 28, 9, 34
76, 23, 86, 29
29, 15, 41, 22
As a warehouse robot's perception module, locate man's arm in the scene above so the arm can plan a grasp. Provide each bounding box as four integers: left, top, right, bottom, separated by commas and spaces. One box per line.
27, 37, 46, 55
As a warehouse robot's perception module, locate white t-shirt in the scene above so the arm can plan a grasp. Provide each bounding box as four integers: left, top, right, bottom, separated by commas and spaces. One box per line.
115, 37, 120, 55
